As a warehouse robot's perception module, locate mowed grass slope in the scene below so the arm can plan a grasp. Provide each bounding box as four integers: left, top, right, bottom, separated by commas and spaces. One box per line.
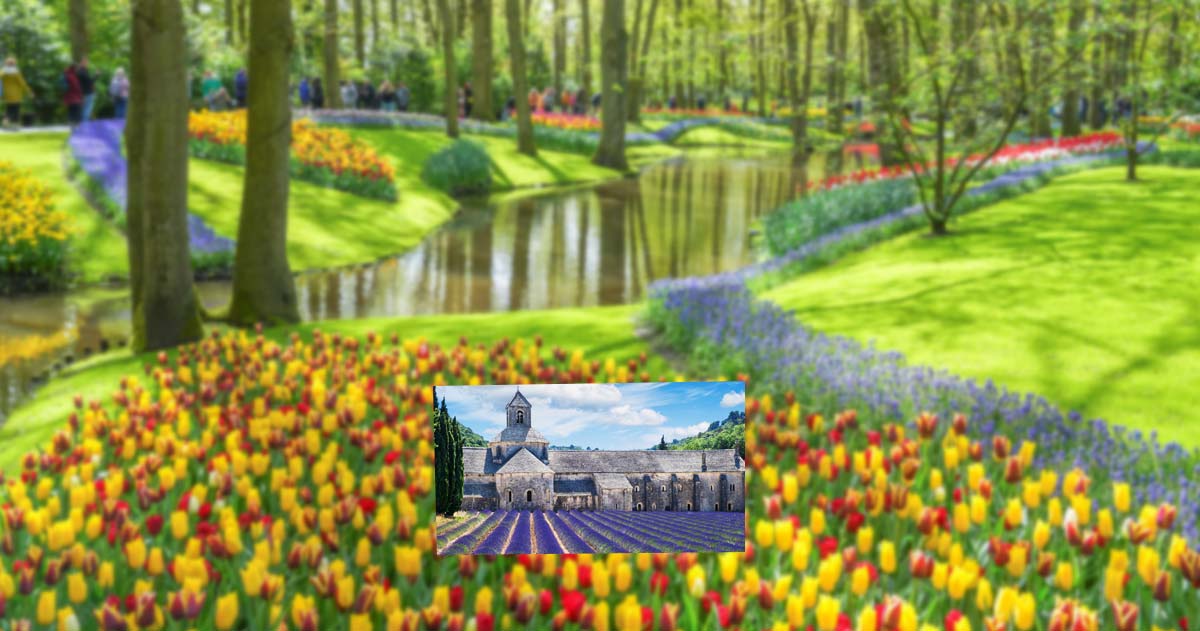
0, 132, 128, 282
0, 305, 667, 473
764, 166, 1200, 445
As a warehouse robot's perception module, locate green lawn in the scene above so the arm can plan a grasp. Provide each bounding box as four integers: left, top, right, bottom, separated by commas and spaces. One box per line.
0, 132, 128, 283
763, 166, 1200, 446
0, 304, 669, 473
674, 126, 791, 149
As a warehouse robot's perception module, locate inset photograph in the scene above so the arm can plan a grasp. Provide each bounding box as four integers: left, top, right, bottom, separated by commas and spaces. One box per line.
434, 382, 747, 555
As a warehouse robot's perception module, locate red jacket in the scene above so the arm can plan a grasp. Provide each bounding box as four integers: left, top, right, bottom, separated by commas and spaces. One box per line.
62, 68, 83, 106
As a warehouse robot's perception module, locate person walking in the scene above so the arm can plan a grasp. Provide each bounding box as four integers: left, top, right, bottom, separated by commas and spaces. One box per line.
311, 77, 324, 109
201, 70, 223, 110
378, 80, 397, 112
234, 68, 248, 108
1, 57, 35, 129
298, 77, 311, 108
61, 64, 84, 128
529, 88, 541, 114
77, 57, 96, 120
396, 81, 410, 112
463, 82, 473, 118
340, 81, 357, 110
109, 68, 130, 119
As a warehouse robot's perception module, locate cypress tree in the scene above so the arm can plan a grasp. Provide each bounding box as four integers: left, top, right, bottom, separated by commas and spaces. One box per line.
449, 415, 464, 513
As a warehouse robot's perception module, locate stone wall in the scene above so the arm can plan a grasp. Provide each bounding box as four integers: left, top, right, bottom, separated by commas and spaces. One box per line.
554, 493, 597, 510
495, 472, 554, 510
629, 472, 745, 511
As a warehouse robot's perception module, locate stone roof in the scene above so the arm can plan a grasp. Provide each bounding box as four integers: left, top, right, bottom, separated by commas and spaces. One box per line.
491, 425, 548, 443
554, 477, 596, 494
463, 447, 743, 475
593, 474, 633, 490
495, 448, 552, 474
548, 449, 742, 474
508, 390, 531, 407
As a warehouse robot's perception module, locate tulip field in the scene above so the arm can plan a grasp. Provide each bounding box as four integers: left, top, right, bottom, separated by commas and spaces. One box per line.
437, 510, 747, 555
0, 324, 1195, 631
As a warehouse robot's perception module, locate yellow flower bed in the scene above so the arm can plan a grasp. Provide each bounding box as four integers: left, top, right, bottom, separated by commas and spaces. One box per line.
0, 331, 70, 366
0, 161, 70, 290
188, 111, 397, 199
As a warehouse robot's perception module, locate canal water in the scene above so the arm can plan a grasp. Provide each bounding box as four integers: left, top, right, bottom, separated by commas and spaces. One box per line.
0, 147, 867, 418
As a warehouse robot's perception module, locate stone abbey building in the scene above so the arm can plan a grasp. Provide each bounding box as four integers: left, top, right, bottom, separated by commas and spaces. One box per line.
460, 389, 745, 512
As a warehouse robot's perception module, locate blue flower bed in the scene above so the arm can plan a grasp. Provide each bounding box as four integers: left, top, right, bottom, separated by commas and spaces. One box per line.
67, 120, 234, 276
644, 142, 1200, 546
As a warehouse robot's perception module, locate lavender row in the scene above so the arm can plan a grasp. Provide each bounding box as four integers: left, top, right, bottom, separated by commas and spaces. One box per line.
503, 511, 533, 554
532, 511, 566, 554
470, 510, 520, 555
557, 511, 632, 553
617, 511, 747, 547
581, 511, 691, 553
437, 510, 506, 556
594, 511, 729, 552
544, 512, 595, 553
435, 511, 486, 543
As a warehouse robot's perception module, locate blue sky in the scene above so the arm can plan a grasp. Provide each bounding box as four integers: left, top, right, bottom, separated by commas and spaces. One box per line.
437, 382, 745, 450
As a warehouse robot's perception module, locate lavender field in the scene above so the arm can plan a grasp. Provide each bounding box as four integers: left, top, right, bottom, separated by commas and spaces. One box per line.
436, 510, 746, 555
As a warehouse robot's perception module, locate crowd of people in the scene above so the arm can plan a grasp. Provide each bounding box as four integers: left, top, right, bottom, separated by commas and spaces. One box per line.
1, 56, 129, 130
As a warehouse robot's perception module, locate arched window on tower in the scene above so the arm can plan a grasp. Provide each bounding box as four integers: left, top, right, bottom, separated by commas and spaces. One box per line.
517, 410, 524, 424
526, 489, 533, 502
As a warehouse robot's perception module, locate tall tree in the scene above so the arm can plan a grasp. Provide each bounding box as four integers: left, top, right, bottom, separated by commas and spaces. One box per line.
227, 0, 300, 326
1027, 1, 1054, 138
783, 0, 817, 172
1087, 0, 1107, 129
505, 0, 536, 154
370, 0, 380, 52
437, 0, 459, 137
628, 0, 659, 121
1061, 0, 1087, 136
754, 0, 766, 116
859, 0, 903, 165
324, 0, 342, 108
225, 0, 235, 44
353, 0, 366, 67
552, 0, 565, 96
592, 0, 629, 169
391, 0, 399, 30
579, 0, 592, 104
237, 0, 247, 44
68, 0, 88, 61
127, 0, 203, 352
471, 0, 495, 120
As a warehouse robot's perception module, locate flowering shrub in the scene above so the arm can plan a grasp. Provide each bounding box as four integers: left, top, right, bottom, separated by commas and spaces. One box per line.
188, 111, 398, 201
1171, 121, 1200, 141
421, 139, 494, 197
532, 112, 602, 132
1, 325, 1197, 630
66, 121, 234, 276
0, 161, 70, 293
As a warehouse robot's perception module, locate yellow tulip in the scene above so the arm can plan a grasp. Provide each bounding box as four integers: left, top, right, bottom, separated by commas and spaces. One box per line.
719, 552, 739, 583
787, 594, 805, 627
775, 519, 796, 552
1014, 592, 1036, 630
37, 590, 56, 625
1055, 562, 1074, 590
215, 592, 238, 630
858, 606, 878, 631
615, 562, 632, 592
816, 595, 840, 631
1114, 482, 1131, 513
879, 540, 897, 574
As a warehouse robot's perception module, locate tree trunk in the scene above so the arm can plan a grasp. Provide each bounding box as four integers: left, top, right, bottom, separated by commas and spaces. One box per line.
951, 0, 978, 138
69, 0, 89, 62
755, 0, 765, 116
828, 0, 848, 134
593, 0, 628, 170
716, 0, 728, 97
1088, 0, 1105, 129
391, 0, 399, 30
128, 0, 203, 352
672, 0, 685, 108
353, 0, 366, 67
1060, 0, 1086, 136
324, 0, 342, 108
628, 0, 643, 121
237, 0, 247, 44
630, 0, 659, 121
1029, 3, 1053, 138
783, 0, 801, 139
225, 0, 235, 44
859, 0, 902, 165
552, 0, 565, 97
437, 0, 459, 137
685, 0, 695, 107
370, 0, 380, 53
580, 0, 592, 104
423, 0, 439, 46
471, 0, 494, 120
228, 0, 300, 326
505, 0, 536, 155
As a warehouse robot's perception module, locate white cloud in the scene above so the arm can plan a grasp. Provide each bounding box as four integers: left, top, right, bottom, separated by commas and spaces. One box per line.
719, 391, 745, 408
610, 405, 669, 426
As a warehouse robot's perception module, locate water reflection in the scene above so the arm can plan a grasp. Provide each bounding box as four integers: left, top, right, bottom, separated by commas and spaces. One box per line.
291, 152, 805, 318
1, 149, 865, 418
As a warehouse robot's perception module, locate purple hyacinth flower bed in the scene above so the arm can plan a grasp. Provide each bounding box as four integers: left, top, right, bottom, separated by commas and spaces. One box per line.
643, 143, 1199, 546
436, 510, 745, 555
67, 120, 235, 262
